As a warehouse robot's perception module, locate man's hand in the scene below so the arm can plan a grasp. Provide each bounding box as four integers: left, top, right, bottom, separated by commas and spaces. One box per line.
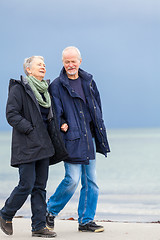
61, 123, 69, 132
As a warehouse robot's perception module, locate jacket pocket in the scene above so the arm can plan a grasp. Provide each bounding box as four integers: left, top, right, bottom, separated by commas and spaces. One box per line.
64, 129, 82, 159
64, 128, 80, 140
12, 130, 27, 160
26, 128, 40, 149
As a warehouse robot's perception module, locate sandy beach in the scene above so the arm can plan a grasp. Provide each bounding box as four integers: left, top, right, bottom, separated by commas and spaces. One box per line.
0, 218, 160, 240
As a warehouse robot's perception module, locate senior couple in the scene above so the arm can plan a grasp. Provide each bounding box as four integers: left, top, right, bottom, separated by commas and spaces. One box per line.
0, 46, 110, 238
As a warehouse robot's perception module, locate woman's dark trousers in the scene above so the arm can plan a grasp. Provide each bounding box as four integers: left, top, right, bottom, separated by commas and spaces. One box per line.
0, 158, 49, 231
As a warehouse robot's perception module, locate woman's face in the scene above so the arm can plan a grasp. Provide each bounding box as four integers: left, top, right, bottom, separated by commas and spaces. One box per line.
27, 58, 46, 81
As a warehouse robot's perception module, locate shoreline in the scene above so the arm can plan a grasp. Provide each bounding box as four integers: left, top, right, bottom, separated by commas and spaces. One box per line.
14, 215, 160, 224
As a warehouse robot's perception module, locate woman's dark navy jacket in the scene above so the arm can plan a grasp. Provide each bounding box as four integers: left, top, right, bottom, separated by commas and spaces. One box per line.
6, 76, 68, 167
49, 67, 110, 164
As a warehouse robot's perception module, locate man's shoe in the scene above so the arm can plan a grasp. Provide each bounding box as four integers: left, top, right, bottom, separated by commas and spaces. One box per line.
32, 227, 57, 238
0, 216, 13, 235
79, 221, 104, 233
46, 212, 55, 229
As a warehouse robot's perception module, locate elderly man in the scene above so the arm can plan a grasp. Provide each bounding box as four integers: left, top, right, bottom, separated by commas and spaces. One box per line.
47, 46, 110, 232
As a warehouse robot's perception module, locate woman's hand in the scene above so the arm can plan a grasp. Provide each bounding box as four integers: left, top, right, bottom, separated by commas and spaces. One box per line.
61, 123, 69, 132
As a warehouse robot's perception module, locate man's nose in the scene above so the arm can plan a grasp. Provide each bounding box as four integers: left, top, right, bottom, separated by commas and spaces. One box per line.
68, 62, 73, 67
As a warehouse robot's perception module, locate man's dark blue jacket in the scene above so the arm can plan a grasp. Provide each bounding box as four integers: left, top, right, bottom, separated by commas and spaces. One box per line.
49, 67, 110, 164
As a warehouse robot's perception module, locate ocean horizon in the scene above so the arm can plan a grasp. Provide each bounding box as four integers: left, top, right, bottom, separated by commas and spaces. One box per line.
0, 128, 160, 222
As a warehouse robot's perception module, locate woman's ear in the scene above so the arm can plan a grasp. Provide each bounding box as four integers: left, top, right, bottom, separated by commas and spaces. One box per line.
26, 67, 32, 74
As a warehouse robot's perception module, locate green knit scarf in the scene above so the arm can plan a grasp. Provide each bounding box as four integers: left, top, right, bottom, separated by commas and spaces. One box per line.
26, 75, 51, 108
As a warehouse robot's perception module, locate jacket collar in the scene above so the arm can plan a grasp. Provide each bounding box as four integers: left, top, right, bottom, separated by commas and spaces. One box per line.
59, 67, 93, 98
9, 76, 52, 116
21, 75, 50, 86
59, 67, 93, 86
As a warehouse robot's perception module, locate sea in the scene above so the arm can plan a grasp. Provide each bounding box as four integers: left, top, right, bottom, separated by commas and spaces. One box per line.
0, 128, 160, 223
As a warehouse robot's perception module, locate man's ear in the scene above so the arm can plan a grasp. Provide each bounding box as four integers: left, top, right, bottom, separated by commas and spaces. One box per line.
79, 58, 82, 65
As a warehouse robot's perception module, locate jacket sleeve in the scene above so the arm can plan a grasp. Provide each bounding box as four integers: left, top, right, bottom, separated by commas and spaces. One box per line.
49, 82, 65, 128
92, 80, 103, 113
6, 85, 34, 134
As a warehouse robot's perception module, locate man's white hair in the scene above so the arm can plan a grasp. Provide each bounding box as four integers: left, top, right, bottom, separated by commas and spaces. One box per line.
23, 56, 44, 75
62, 46, 81, 61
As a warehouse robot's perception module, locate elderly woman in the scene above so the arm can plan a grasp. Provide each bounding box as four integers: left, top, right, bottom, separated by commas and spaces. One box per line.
0, 56, 67, 238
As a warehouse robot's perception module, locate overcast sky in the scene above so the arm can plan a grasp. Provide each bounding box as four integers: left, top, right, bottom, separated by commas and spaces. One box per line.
1, 0, 160, 130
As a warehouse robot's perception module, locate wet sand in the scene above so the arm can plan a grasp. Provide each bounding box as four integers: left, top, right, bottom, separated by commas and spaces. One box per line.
0, 218, 160, 240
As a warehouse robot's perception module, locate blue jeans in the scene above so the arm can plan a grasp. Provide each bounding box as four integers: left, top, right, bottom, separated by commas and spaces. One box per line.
0, 158, 49, 231
47, 159, 99, 224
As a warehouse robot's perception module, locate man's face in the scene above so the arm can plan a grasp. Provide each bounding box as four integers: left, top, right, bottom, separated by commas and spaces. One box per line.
63, 49, 82, 79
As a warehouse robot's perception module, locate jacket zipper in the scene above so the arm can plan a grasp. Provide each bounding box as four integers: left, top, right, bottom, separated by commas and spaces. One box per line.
63, 82, 90, 151
79, 100, 90, 151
